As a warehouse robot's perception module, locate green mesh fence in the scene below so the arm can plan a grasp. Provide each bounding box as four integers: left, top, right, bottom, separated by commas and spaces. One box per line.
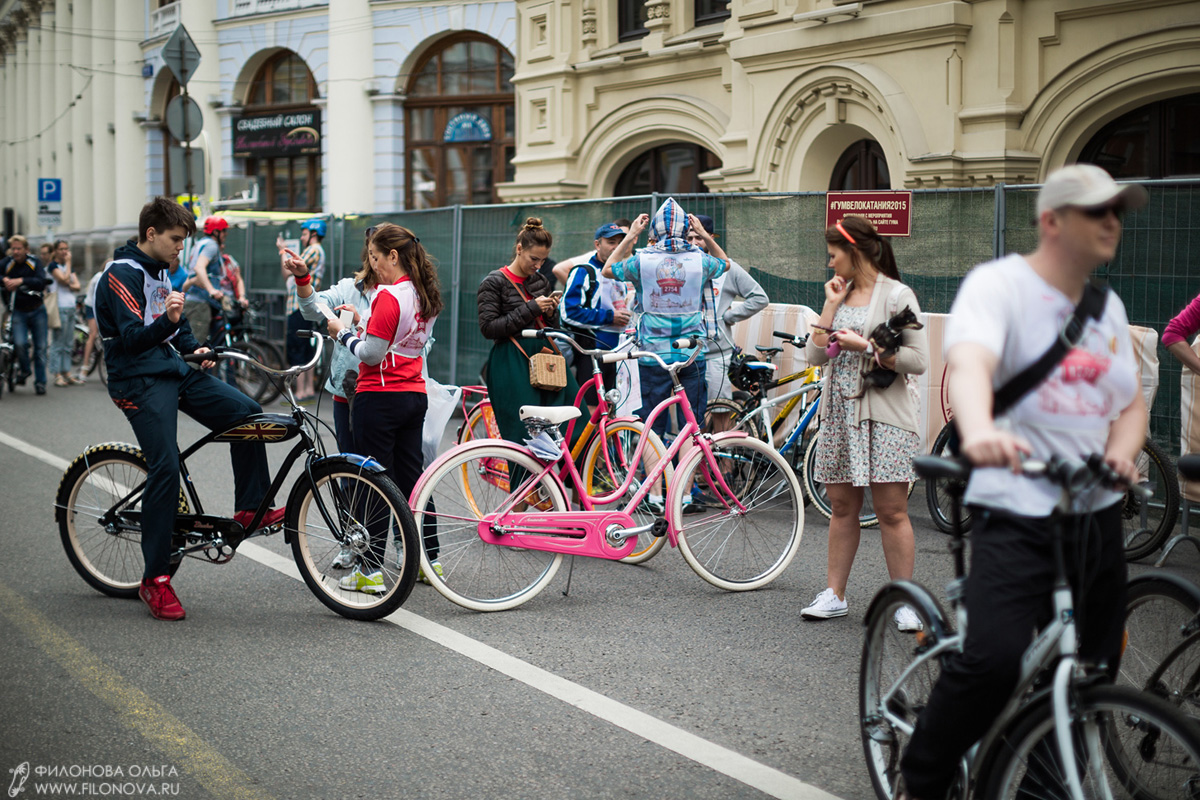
230, 180, 1200, 456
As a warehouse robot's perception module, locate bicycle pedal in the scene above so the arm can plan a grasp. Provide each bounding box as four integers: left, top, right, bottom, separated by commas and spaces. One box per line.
651, 518, 669, 538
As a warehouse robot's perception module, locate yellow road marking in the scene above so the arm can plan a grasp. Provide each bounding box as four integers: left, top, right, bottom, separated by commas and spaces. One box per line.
0, 581, 275, 800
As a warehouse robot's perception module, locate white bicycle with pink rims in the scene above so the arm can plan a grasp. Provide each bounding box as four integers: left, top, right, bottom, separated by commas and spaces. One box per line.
409, 332, 805, 611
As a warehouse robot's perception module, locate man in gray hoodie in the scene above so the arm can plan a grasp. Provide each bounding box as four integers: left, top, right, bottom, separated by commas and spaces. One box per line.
688, 214, 769, 403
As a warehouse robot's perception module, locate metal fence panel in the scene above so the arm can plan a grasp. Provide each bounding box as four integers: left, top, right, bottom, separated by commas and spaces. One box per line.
231, 179, 1200, 456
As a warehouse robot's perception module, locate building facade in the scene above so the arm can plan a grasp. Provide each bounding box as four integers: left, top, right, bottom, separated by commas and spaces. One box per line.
500, 0, 1200, 200
0, 0, 516, 259
1, 0, 1196, 263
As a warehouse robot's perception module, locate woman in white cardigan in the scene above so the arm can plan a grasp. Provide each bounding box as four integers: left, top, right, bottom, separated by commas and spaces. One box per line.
801, 215, 928, 630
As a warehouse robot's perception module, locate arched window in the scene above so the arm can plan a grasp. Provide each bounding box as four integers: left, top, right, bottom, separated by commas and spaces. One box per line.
613, 144, 721, 196
239, 51, 321, 211
830, 139, 890, 190
159, 78, 180, 196
405, 35, 515, 209
1080, 93, 1200, 179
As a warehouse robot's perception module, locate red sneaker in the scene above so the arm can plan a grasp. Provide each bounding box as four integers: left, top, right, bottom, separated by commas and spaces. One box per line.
233, 507, 286, 530
139, 575, 186, 621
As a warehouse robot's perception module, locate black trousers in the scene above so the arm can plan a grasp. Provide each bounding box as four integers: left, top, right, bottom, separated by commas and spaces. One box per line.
351, 390, 429, 569
108, 369, 270, 579
900, 503, 1127, 799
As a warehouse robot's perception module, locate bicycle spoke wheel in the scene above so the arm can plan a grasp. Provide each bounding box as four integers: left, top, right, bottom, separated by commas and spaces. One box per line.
249, 337, 284, 405
582, 420, 670, 564
860, 586, 946, 800
983, 685, 1200, 800
802, 430, 913, 530
287, 463, 419, 621
457, 401, 499, 445
1121, 575, 1200, 717
227, 340, 274, 403
676, 435, 803, 590
925, 422, 973, 534
703, 398, 767, 442
411, 444, 565, 611
1122, 440, 1180, 561
55, 444, 183, 598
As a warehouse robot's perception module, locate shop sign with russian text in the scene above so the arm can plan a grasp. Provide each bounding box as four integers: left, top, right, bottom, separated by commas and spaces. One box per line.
233, 110, 321, 158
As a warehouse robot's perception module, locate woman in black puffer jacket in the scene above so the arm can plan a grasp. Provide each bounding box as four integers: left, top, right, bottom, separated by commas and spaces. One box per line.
477, 217, 582, 457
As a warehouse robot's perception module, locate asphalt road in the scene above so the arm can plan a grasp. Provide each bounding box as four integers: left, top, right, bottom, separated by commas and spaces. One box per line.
2, 377, 1198, 800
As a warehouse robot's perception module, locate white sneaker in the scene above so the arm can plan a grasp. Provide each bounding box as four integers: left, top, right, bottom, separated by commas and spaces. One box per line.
331, 548, 356, 569
801, 588, 848, 619
894, 606, 923, 632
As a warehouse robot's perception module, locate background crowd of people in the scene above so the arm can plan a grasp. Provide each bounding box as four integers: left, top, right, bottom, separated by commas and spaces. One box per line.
5, 173, 1197, 643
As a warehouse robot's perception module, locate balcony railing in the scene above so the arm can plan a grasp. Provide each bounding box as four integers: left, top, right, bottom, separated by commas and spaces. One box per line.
229, 0, 327, 17
149, 3, 181, 39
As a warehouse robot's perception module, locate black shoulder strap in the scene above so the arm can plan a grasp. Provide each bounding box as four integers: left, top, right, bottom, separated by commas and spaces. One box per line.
991, 281, 1109, 416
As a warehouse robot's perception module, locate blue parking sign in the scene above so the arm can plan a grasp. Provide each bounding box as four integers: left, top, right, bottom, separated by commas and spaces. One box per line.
38, 178, 62, 203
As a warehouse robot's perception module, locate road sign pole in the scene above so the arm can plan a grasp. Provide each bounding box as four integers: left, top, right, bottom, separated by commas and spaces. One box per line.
183, 85, 193, 200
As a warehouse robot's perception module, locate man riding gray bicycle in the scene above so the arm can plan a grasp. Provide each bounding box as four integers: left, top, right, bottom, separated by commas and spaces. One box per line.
899, 165, 1149, 799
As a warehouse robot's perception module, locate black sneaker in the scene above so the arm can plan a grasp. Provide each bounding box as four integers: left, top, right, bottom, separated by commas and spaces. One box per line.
34, 383, 46, 395
16, 370, 31, 386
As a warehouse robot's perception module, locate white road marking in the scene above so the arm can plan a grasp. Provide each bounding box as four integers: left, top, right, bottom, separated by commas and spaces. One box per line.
7, 430, 843, 800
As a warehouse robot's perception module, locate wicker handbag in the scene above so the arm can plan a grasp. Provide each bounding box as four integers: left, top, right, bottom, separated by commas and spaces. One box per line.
512, 337, 568, 391
501, 269, 568, 391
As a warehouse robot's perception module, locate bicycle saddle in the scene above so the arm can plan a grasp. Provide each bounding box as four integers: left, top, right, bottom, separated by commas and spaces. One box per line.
519, 405, 581, 425
755, 346, 783, 357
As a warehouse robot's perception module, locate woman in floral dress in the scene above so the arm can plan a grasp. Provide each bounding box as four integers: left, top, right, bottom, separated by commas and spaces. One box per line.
801, 216, 928, 631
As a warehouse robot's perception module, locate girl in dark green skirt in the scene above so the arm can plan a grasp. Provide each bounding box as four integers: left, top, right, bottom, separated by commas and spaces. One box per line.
477, 217, 584, 484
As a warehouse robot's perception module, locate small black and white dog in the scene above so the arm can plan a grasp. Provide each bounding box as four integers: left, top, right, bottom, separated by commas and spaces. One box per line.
850, 306, 923, 398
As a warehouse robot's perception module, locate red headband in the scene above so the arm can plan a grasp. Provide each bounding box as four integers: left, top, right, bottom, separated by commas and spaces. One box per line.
836, 220, 856, 245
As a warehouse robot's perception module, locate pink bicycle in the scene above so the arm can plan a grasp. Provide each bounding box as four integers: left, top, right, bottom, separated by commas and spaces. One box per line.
453, 334, 675, 564
410, 332, 804, 611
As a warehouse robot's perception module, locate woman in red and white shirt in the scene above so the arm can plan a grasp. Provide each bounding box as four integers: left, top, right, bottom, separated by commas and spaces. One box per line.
324, 223, 443, 593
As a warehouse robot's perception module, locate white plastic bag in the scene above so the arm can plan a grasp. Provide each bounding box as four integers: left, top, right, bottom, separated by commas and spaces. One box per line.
423, 376, 461, 467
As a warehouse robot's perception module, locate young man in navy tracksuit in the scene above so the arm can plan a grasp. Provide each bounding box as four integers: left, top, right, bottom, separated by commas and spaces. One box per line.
95, 197, 284, 621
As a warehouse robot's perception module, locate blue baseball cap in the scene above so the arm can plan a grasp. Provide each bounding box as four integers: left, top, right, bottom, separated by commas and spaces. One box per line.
692, 214, 715, 234
594, 222, 626, 240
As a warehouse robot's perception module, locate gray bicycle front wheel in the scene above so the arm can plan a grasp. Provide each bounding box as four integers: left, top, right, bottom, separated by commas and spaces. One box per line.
981, 684, 1200, 800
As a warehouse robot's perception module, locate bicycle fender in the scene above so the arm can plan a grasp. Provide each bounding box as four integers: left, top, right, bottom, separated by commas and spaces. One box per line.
313, 453, 387, 474
420, 437, 541, 477
1128, 570, 1200, 606
413, 439, 568, 506
862, 580, 953, 641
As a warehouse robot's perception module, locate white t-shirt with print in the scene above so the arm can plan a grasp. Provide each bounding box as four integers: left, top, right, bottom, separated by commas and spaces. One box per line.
945, 254, 1139, 516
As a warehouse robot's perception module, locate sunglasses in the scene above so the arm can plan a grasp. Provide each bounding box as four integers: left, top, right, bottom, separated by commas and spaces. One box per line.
364, 226, 377, 240
1078, 205, 1123, 221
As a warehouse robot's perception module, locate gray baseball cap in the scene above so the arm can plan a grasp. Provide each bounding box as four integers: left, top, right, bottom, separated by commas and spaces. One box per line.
1036, 164, 1149, 216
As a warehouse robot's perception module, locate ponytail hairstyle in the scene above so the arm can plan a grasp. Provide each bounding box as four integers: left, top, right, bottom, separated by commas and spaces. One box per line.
514, 217, 553, 257
354, 225, 381, 291
369, 223, 444, 319
824, 215, 899, 281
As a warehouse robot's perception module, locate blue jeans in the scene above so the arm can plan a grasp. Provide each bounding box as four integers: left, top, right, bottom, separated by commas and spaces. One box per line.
637, 360, 706, 438
49, 305, 77, 375
12, 305, 48, 386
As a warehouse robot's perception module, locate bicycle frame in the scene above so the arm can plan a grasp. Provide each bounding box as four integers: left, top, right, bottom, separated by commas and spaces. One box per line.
876, 458, 1146, 799
93, 336, 379, 560
462, 338, 643, 493
461, 345, 749, 558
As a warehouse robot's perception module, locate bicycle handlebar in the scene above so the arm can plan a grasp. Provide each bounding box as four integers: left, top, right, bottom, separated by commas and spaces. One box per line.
182, 330, 325, 378
773, 330, 810, 348
601, 337, 703, 374
520, 327, 635, 358
913, 453, 1150, 498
